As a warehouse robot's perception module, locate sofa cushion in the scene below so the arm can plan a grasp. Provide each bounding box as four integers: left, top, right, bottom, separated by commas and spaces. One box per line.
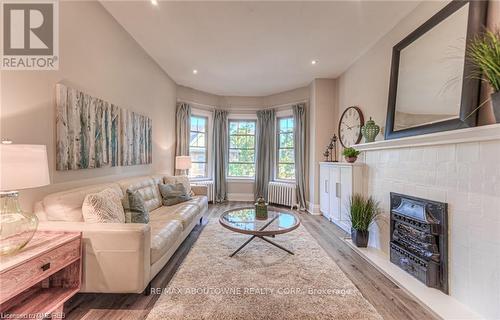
159, 183, 192, 206
43, 183, 123, 222
82, 188, 125, 223
127, 190, 150, 223
118, 176, 162, 212
151, 201, 202, 229
163, 175, 193, 196
150, 218, 183, 264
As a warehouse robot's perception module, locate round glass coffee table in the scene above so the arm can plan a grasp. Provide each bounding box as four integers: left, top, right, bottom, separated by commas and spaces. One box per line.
219, 207, 300, 257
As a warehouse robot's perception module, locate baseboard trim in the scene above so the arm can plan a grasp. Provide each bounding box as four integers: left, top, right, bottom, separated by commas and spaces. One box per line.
306, 202, 321, 215
227, 193, 254, 201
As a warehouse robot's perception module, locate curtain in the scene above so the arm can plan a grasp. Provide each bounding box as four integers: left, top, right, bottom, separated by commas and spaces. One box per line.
255, 109, 275, 200
293, 103, 307, 210
175, 103, 191, 175
213, 110, 228, 202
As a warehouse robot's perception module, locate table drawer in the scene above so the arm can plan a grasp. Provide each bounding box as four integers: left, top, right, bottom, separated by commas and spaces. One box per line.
0, 238, 81, 303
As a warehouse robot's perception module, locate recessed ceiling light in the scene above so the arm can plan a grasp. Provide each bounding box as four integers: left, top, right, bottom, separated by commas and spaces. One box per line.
192, 69, 198, 74
311, 60, 318, 65
151, 0, 158, 6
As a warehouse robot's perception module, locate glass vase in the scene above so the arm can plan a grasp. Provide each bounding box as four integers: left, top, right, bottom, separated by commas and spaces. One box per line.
0, 191, 38, 255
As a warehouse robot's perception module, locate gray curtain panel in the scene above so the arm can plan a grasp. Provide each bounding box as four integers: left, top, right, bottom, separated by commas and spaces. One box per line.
255, 109, 275, 200
213, 110, 228, 202
175, 103, 191, 175
293, 103, 307, 210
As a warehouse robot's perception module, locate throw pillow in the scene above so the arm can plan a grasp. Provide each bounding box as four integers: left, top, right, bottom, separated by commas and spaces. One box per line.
127, 189, 150, 223
164, 175, 193, 196
159, 183, 192, 206
82, 188, 125, 223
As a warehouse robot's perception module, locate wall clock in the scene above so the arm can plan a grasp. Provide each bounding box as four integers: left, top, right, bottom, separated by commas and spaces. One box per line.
338, 106, 364, 148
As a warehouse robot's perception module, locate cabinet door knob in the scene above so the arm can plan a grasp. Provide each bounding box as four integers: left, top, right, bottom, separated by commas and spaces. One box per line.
335, 182, 340, 198
41, 263, 51, 271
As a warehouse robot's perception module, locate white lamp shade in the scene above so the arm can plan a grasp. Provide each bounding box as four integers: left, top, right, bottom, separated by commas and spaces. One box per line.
0, 144, 50, 191
175, 156, 192, 170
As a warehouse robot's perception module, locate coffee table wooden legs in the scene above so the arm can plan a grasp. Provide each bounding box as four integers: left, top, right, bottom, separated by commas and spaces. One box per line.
229, 235, 294, 257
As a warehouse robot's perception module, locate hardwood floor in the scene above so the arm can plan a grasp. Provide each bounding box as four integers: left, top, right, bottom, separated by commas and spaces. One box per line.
64, 202, 437, 320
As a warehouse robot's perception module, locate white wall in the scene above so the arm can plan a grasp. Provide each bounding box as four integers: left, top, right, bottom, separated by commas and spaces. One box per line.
338, 1, 500, 135
0, 1, 177, 211
334, 1, 500, 318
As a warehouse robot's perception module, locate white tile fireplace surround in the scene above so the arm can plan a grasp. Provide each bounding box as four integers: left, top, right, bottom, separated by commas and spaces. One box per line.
353, 124, 500, 320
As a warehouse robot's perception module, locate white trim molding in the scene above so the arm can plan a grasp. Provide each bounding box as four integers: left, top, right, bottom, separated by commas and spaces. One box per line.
227, 193, 254, 201
306, 201, 321, 215
353, 123, 500, 151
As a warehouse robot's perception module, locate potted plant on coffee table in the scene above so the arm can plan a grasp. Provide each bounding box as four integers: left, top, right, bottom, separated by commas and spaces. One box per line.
348, 194, 380, 247
342, 147, 360, 163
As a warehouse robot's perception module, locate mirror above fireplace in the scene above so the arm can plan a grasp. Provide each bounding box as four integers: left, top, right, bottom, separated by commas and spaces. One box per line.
385, 0, 487, 140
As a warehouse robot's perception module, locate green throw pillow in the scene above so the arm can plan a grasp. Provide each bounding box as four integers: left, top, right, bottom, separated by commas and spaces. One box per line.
126, 189, 150, 223
159, 183, 192, 206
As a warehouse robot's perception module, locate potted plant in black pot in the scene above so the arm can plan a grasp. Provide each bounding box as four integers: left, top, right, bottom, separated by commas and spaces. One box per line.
467, 28, 500, 122
348, 194, 380, 247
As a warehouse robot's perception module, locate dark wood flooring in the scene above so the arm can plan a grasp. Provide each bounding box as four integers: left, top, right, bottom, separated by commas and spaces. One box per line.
64, 202, 437, 320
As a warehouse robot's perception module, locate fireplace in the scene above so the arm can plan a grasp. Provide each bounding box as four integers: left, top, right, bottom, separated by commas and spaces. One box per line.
389, 192, 448, 294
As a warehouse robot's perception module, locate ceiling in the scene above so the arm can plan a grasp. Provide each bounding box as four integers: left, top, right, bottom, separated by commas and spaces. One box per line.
101, 1, 421, 96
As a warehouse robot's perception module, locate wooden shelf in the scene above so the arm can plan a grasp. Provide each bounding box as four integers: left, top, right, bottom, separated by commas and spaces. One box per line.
6, 287, 80, 319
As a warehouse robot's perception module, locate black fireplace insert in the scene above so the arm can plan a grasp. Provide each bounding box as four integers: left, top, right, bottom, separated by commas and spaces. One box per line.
389, 192, 448, 294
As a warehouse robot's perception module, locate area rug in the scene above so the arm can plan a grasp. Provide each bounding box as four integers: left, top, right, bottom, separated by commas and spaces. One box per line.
146, 209, 382, 320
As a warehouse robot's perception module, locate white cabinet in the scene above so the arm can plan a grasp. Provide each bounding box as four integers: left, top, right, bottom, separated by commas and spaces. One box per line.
319, 162, 364, 233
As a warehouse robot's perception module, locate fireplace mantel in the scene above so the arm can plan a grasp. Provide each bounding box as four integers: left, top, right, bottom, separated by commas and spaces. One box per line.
353, 123, 500, 151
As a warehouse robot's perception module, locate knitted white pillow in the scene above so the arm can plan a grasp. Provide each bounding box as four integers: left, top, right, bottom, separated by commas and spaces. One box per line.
82, 188, 125, 223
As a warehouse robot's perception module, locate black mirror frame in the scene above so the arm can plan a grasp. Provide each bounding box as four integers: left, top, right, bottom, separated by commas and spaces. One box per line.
385, 0, 488, 140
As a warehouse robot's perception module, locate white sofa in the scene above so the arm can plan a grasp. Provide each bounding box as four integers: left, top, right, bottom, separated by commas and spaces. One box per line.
34, 174, 208, 294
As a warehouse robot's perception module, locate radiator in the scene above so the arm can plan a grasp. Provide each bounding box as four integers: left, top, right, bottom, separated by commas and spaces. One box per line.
191, 180, 215, 203
268, 181, 298, 210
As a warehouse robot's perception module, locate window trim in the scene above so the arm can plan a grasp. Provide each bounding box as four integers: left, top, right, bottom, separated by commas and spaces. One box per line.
227, 119, 257, 179
275, 115, 296, 182
189, 114, 209, 179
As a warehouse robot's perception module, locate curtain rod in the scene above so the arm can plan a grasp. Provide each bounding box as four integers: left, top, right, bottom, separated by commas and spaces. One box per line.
176, 99, 308, 111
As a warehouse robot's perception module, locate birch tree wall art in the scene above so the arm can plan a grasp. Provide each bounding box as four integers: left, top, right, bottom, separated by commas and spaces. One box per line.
56, 84, 152, 171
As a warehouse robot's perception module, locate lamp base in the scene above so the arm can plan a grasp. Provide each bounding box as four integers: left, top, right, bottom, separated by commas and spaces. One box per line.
0, 191, 38, 255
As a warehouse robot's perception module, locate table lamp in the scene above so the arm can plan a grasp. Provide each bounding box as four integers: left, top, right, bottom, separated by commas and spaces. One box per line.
175, 156, 192, 176
0, 143, 50, 255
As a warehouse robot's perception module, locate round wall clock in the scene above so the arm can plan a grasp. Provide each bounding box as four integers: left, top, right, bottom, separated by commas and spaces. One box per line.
338, 106, 364, 148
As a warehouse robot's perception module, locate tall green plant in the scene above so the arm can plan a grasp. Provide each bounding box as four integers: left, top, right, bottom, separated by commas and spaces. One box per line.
467, 28, 500, 92
348, 194, 380, 231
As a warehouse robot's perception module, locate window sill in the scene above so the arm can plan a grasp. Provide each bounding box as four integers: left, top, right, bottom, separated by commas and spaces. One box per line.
273, 179, 296, 184
227, 177, 255, 184
189, 177, 212, 182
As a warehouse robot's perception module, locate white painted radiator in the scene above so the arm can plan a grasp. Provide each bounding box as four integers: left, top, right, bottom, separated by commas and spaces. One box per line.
191, 180, 215, 203
268, 181, 298, 210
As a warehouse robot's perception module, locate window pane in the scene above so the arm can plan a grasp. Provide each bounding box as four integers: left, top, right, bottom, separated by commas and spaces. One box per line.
190, 132, 206, 147
229, 135, 254, 149
279, 133, 294, 148
190, 147, 206, 162
229, 149, 255, 163
229, 122, 238, 134
190, 163, 206, 178
279, 149, 294, 163
278, 164, 295, 180
228, 163, 255, 177
196, 117, 206, 132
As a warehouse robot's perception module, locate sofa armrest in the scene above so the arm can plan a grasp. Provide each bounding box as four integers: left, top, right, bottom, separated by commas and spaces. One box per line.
38, 221, 151, 293
191, 185, 208, 196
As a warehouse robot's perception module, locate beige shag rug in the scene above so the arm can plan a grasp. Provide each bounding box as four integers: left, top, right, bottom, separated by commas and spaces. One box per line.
146, 210, 382, 320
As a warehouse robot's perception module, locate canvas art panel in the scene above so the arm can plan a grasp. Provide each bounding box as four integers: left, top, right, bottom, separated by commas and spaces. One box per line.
56, 84, 152, 171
